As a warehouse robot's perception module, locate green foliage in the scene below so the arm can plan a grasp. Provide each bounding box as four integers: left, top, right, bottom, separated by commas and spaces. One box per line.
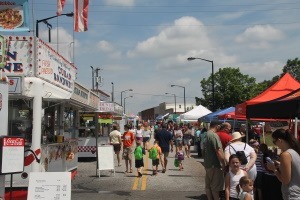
282, 58, 300, 81
196, 67, 257, 111
195, 58, 300, 111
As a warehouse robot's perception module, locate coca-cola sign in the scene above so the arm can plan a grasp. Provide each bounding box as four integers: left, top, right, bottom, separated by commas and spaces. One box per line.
3, 137, 24, 146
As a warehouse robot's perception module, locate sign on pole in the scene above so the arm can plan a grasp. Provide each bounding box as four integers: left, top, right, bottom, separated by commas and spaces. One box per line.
0, 137, 24, 174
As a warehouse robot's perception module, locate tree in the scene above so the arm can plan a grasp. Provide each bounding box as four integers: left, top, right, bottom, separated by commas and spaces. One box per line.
195, 67, 257, 111
282, 58, 300, 81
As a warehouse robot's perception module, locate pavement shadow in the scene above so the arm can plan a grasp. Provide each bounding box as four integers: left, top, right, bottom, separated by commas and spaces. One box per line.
168, 175, 193, 177
186, 194, 208, 200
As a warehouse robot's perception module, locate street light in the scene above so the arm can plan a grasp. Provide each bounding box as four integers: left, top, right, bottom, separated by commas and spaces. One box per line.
36, 12, 74, 41
124, 96, 133, 114
111, 82, 114, 102
187, 57, 215, 111
121, 89, 133, 106
171, 84, 186, 112
165, 93, 177, 114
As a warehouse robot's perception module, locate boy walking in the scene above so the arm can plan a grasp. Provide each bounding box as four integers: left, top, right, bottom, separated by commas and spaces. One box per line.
148, 140, 162, 175
134, 140, 145, 177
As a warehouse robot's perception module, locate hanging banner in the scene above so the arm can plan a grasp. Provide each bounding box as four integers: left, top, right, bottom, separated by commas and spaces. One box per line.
0, 0, 30, 32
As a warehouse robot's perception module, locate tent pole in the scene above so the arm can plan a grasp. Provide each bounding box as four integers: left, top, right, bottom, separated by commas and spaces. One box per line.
295, 117, 298, 139
246, 120, 249, 143
262, 124, 265, 144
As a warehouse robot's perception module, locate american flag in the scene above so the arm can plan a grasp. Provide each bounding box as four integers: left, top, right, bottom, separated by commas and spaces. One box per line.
74, 0, 89, 32
57, 0, 66, 15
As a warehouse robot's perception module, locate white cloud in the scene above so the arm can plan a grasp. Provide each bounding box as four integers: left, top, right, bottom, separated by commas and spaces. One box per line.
239, 60, 283, 82
128, 16, 211, 59
97, 40, 114, 52
103, 0, 135, 6
96, 40, 122, 59
235, 25, 284, 49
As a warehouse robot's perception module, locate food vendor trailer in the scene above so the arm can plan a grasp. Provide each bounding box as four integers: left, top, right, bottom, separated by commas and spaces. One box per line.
0, 72, 9, 199
78, 102, 124, 158
1, 36, 99, 192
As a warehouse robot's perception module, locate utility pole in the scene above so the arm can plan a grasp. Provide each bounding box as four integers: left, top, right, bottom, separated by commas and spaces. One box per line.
90, 66, 94, 90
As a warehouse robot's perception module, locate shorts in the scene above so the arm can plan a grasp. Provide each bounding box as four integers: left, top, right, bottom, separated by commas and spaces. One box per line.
162, 151, 169, 158
184, 139, 191, 146
135, 159, 144, 168
122, 147, 132, 160
152, 159, 160, 166
205, 168, 224, 192
143, 137, 150, 143
175, 139, 183, 146
113, 144, 121, 152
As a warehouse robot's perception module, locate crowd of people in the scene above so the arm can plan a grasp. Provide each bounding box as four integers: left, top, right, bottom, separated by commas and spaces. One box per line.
202, 120, 300, 200
109, 120, 300, 200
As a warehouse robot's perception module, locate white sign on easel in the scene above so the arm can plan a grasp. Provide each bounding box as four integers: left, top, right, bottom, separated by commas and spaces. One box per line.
97, 145, 115, 177
27, 172, 71, 200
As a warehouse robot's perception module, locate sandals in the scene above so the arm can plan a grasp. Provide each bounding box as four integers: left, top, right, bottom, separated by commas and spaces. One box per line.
130, 169, 133, 173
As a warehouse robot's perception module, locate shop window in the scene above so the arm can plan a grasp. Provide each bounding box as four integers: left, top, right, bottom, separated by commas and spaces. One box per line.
8, 100, 33, 144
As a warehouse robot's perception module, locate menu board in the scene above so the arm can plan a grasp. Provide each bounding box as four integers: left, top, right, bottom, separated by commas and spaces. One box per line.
28, 172, 71, 200
97, 145, 115, 177
0, 136, 24, 174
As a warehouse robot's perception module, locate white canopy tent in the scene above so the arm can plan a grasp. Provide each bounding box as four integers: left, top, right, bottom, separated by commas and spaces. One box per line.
180, 105, 212, 122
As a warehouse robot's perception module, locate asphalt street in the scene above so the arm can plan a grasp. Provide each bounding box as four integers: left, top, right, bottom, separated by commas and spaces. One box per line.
71, 144, 208, 200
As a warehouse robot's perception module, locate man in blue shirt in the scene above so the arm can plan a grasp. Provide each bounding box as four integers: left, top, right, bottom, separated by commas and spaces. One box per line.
155, 123, 173, 173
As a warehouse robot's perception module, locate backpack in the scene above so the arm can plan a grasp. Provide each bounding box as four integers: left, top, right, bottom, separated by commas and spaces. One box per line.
134, 146, 143, 160
229, 143, 248, 165
149, 147, 158, 160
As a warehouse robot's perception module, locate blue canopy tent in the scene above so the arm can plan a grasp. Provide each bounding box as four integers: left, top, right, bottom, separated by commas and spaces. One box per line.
199, 107, 235, 123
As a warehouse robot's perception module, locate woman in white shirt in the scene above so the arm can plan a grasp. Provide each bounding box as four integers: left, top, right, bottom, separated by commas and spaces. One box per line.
224, 132, 257, 181
142, 124, 152, 150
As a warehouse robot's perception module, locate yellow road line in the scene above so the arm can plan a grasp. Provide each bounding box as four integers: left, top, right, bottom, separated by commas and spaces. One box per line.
141, 151, 149, 190
131, 151, 149, 190
132, 174, 140, 190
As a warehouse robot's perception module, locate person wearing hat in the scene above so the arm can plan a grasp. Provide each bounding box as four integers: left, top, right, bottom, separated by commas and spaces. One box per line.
203, 120, 226, 200
224, 131, 257, 181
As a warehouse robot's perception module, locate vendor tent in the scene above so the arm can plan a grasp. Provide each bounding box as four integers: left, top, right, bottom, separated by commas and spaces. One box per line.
200, 107, 235, 122
235, 73, 300, 119
180, 105, 211, 122
247, 88, 300, 119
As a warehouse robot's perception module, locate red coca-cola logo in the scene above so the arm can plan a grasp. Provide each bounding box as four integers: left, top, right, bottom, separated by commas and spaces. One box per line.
3, 137, 24, 146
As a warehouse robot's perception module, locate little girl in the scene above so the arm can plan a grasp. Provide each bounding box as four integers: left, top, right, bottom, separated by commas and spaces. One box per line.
225, 154, 248, 200
176, 144, 185, 171
236, 176, 254, 200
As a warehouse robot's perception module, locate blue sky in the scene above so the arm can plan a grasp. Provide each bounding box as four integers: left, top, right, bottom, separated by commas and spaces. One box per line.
6, 0, 300, 115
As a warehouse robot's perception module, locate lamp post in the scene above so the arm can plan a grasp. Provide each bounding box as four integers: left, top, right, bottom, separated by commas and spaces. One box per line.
111, 82, 114, 102
36, 12, 74, 41
165, 93, 177, 114
187, 57, 215, 111
121, 89, 133, 106
124, 96, 133, 114
171, 84, 186, 112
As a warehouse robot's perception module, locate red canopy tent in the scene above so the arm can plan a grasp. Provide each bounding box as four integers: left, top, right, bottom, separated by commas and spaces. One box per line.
235, 73, 300, 119
247, 88, 300, 119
